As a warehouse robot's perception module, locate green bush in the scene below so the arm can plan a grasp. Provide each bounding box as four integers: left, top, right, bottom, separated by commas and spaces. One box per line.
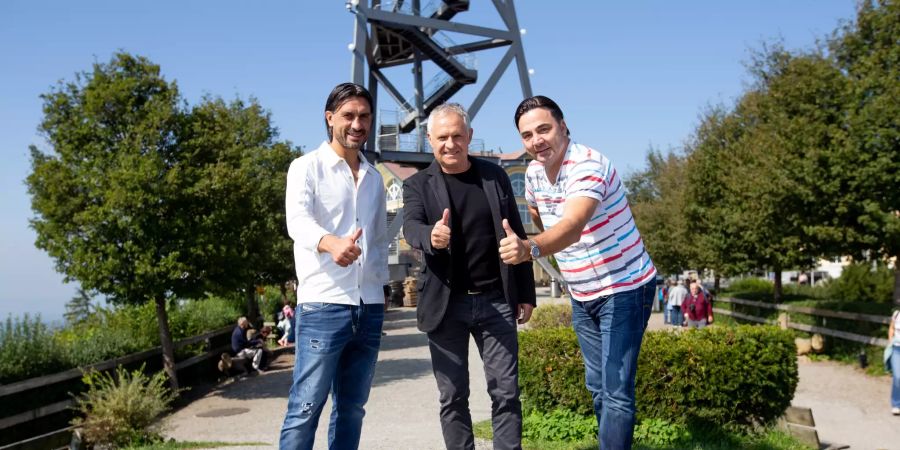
522, 408, 597, 443
529, 304, 572, 330
519, 325, 798, 427
633, 418, 690, 447
826, 262, 893, 303
0, 314, 69, 384
724, 278, 774, 299
72, 365, 178, 448
168, 296, 240, 339
519, 327, 592, 416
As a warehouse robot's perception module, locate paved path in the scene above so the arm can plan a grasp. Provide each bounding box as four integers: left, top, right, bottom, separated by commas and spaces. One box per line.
162, 288, 899, 449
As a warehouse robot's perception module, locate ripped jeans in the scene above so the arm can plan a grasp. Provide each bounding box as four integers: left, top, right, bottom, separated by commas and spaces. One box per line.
279, 301, 384, 450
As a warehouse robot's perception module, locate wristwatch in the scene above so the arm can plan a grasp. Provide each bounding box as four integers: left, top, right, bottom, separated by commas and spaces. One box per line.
527, 239, 541, 260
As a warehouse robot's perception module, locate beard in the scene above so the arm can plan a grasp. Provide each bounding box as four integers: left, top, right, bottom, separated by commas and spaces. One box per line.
335, 128, 367, 150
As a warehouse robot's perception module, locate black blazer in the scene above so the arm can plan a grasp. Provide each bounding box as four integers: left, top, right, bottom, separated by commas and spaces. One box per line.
402, 157, 536, 333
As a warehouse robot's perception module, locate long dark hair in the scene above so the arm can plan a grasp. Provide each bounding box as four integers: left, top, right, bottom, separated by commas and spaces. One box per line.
324, 82, 373, 141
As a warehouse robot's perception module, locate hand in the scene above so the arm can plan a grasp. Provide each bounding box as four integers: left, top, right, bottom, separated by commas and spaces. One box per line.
431, 208, 451, 250
517, 304, 534, 325
707, 315, 714, 324
499, 219, 529, 265
323, 229, 363, 267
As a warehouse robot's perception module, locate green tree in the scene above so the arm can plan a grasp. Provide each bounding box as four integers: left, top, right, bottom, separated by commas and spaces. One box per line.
684, 106, 753, 289
626, 148, 694, 276
707, 47, 849, 300
178, 97, 297, 323
64, 287, 96, 324
830, 0, 900, 305
27, 52, 296, 387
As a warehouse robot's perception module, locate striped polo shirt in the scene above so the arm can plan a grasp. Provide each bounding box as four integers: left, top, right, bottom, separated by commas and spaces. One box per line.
525, 141, 656, 301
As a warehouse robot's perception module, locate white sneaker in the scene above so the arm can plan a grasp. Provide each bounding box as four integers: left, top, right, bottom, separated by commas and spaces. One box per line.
891, 407, 900, 415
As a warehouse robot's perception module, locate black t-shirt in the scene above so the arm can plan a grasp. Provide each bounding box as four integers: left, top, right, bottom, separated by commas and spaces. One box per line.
442, 164, 501, 293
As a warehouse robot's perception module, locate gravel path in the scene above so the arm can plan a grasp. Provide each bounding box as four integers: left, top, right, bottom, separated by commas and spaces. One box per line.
162, 288, 899, 449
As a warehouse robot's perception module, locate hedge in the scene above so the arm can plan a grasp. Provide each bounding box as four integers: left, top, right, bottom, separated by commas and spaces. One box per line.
519, 325, 798, 427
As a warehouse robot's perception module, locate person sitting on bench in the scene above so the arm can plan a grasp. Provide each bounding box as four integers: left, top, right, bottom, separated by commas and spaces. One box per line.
231, 316, 265, 372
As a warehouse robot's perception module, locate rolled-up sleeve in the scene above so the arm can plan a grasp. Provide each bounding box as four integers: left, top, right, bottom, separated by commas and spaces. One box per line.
285, 158, 329, 251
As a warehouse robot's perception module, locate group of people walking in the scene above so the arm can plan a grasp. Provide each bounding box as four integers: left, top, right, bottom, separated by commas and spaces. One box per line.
277, 83, 657, 450
661, 279, 714, 329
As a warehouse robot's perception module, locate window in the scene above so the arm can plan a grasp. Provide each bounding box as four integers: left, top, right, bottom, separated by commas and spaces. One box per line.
510, 172, 526, 197
518, 203, 531, 225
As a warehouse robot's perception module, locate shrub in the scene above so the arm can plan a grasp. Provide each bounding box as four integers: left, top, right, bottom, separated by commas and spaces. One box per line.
168, 296, 240, 339
529, 304, 572, 330
519, 327, 592, 416
72, 365, 178, 448
55, 303, 158, 367
522, 408, 597, 443
518, 325, 798, 427
633, 418, 690, 447
826, 261, 893, 303
0, 314, 68, 384
725, 278, 774, 299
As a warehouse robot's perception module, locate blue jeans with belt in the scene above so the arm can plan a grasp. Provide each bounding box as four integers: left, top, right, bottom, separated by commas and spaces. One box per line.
570, 282, 655, 450
279, 301, 383, 450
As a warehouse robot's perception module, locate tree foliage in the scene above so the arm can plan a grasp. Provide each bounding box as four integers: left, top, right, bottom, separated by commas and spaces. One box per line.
627, 1, 900, 303
26, 52, 297, 385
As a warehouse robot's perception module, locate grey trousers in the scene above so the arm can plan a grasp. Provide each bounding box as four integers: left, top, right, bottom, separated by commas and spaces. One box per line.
427, 290, 522, 450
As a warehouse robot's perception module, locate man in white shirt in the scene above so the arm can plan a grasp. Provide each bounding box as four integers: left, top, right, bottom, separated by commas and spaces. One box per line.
279, 83, 389, 450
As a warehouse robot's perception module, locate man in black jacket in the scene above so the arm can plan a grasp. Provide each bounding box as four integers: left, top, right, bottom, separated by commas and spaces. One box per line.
402, 103, 536, 450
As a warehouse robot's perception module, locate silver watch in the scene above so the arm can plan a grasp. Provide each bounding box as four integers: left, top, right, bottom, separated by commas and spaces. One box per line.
528, 239, 541, 260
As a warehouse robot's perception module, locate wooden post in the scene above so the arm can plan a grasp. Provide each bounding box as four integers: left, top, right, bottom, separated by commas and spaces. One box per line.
778, 312, 789, 330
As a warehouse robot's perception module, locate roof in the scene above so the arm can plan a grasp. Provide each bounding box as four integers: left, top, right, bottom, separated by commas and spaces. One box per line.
381, 161, 419, 181
497, 149, 530, 161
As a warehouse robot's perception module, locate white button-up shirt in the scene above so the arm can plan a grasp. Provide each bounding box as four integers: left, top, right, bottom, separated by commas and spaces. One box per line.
285, 141, 389, 305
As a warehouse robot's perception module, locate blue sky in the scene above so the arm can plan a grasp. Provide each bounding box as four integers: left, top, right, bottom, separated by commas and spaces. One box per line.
0, 1, 856, 322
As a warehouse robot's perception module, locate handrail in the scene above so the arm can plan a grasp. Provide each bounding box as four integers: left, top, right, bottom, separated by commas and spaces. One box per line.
717, 297, 890, 324
714, 297, 891, 347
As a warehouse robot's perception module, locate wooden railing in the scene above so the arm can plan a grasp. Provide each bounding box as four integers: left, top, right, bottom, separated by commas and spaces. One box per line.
0, 325, 233, 450
714, 297, 890, 347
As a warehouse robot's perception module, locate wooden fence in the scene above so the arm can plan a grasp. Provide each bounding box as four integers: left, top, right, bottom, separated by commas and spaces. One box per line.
714, 297, 890, 347
0, 325, 234, 450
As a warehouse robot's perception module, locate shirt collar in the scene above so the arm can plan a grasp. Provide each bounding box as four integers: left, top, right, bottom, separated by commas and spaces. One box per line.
316, 140, 371, 170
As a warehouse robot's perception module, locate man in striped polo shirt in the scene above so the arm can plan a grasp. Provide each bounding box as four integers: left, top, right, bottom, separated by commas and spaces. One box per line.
499, 95, 656, 450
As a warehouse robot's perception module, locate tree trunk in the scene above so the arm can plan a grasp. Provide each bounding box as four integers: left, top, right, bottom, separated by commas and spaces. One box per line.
714, 275, 721, 293
280, 283, 288, 305
773, 267, 783, 303
246, 284, 261, 327
154, 297, 179, 391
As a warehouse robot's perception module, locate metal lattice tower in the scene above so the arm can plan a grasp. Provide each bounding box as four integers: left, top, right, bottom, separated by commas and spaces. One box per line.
347, 0, 533, 164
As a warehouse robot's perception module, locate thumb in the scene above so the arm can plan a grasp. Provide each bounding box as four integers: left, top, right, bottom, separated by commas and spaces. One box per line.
502, 219, 515, 237
350, 228, 363, 242
441, 208, 450, 226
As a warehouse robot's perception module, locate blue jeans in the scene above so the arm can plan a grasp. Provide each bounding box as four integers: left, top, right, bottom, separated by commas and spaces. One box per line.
279, 301, 384, 450
891, 346, 900, 408
663, 303, 671, 324
570, 282, 655, 450
671, 305, 683, 327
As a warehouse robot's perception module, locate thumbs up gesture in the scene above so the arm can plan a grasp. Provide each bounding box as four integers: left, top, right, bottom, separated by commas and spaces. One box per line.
323, 228, 363, 267
499, 219, 529, 265
431, 208, 451, 250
